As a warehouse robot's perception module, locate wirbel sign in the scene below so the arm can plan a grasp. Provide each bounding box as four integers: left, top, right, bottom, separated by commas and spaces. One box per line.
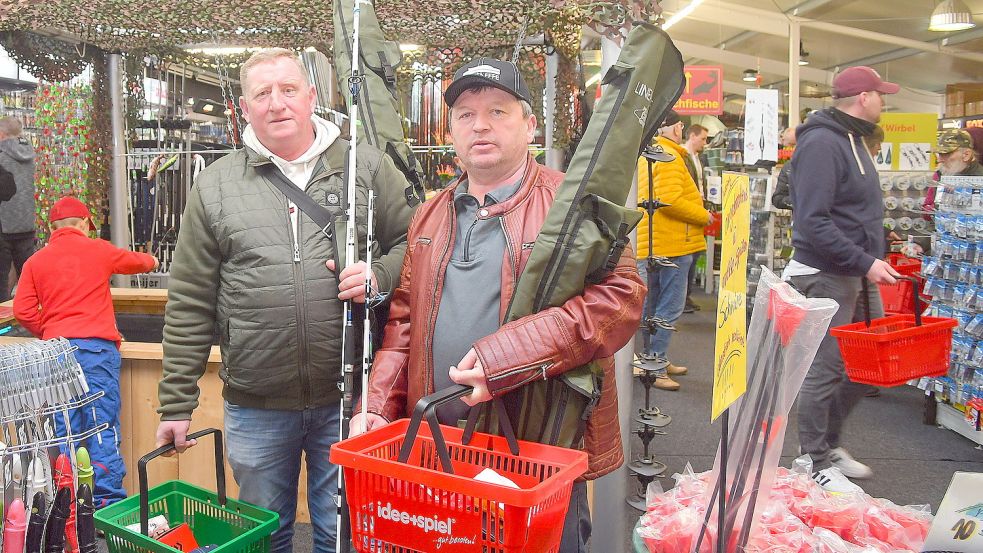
377, 503, 456, 535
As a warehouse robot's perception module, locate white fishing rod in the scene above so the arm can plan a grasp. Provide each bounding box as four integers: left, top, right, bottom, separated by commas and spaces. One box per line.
337, 0, 363, 550
360, 190, 375, 435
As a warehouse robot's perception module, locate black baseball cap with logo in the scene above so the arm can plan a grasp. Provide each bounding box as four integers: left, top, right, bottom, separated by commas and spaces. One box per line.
444, 57, 533, 107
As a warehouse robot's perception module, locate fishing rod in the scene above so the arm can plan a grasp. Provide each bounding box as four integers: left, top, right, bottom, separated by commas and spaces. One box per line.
336, 0, 363, 549
360, 190, 377, 436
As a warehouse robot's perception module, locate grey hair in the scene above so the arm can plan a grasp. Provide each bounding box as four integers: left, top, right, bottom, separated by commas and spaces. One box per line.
0, 116, 23, 137
240, 48, 309, 94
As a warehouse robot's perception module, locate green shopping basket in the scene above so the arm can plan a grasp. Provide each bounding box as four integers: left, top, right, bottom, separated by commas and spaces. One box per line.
94, 428, 279, 553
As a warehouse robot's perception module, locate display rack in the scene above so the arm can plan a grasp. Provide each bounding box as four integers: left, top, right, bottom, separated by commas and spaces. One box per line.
0, 90, 38, 145
921, 174, 983, 446
879, 171, 935, 239
1, 338, 108, 510
746, 172, 790, 302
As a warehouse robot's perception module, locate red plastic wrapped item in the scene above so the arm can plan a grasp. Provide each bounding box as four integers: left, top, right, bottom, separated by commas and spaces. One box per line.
813, 527, 865, 552
637, 506, 715, 553
747, 501, 817, 553
863, 505, 923, 551
641, 494, 686, 521
770, 469, 820, 512
746, 529, 817, 553
878, 500, 932, 544
807, 494, 866, 542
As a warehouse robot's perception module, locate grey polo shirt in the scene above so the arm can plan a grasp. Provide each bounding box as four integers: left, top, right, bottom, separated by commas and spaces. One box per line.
432, 177, 522, 425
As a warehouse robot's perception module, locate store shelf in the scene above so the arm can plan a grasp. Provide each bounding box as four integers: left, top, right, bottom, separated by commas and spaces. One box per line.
937, 403, 983, 447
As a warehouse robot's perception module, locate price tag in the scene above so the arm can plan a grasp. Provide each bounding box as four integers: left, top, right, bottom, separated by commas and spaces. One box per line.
924, 472, 983, 552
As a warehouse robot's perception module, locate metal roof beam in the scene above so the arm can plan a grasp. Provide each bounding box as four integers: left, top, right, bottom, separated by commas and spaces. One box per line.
797, 17, 983, 63
675, 40, 942, 110
675, 0, 983, 64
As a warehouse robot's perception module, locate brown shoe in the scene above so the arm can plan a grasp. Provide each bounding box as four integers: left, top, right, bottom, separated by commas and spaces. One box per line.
654, 375, 680, 391
666, 363, 688, 376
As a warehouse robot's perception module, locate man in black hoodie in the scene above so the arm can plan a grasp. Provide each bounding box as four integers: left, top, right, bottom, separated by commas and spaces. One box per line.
0, 116, 37, 301
785, 66, 901, 493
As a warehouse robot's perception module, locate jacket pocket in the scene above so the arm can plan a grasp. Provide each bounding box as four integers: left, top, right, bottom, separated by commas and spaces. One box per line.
578, 194, 643, 284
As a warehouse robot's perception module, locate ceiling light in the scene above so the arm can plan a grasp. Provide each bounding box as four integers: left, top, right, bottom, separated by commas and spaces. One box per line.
928, 0, 976, 31
663, 0, 706, 30
742, 69, 758, 83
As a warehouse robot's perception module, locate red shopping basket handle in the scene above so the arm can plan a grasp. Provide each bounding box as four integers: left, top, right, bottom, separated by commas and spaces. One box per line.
396, 384, 520, 474
137, 428, 226, 537
863, 275, 922, 327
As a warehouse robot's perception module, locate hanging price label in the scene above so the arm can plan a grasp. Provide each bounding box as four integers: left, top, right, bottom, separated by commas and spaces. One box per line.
924, 472, 983, 552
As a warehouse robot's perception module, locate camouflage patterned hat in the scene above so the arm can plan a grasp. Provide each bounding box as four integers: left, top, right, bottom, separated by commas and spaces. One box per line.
936, 129, 974, 154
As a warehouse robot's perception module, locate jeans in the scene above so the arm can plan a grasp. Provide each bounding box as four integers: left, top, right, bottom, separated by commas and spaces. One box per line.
637, 254, 695, 371
54, 338, 127, 507
789, 272, 883, 471
0, 232, 35, 301
225, 402, 340, 553
558, 481, 591, 552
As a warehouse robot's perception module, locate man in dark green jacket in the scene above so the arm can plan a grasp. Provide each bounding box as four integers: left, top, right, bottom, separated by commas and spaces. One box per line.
155, 49, 414, 553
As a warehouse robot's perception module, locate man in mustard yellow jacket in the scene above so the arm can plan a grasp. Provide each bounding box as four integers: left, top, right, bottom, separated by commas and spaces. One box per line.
636, 111, 712, 390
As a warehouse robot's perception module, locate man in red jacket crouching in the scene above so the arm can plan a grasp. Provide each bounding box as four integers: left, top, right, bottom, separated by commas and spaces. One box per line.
14, 196, 158, 506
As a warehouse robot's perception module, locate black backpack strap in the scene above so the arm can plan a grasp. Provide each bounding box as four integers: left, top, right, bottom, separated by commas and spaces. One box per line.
259, 164, 343, 273
385, 142, 426, 207
582, 194, 630, 284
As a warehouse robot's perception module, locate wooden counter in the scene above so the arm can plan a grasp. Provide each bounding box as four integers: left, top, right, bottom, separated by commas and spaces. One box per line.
0, 287, 169, 325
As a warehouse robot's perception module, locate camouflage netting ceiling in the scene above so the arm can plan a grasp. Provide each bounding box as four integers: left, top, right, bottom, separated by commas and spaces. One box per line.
0, 0, 604, 52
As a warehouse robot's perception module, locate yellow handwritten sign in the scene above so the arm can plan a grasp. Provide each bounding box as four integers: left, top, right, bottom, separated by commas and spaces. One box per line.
711, 172, 750, 421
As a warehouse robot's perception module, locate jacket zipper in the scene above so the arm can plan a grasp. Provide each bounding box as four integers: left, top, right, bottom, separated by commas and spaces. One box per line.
487, 361, 554, 383
290, 198, 312, 408
423, 201, 456, 395
294, 168, 339, 409
549, 385, 571, 445
500, 218, 519, 300
462, 217, 478, 262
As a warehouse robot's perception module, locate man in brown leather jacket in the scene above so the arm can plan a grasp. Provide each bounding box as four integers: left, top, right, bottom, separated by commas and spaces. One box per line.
350, 58, 645, 552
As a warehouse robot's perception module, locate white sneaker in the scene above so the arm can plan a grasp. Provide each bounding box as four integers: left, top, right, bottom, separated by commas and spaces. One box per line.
812, 467, 864, 494
829, 447, 874, 479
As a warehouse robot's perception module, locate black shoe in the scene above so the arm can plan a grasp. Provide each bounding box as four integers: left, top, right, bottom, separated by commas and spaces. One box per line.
683, 298, 699, 313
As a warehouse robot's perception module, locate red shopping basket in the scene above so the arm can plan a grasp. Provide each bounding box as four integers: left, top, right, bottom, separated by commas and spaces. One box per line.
330, 385, 588, 553
879, 254, 924, 314
885, 253, 921, 277
831, 277, 956, 387
879, 278, 918, 314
